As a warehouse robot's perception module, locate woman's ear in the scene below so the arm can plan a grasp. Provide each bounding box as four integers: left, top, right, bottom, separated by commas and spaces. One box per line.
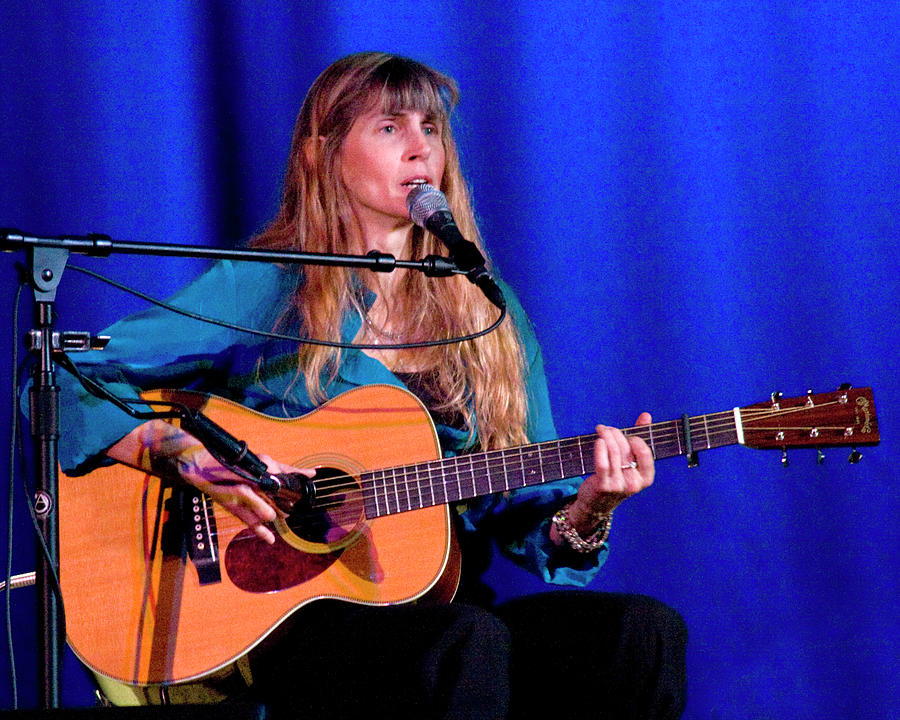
304, 136, 327, 165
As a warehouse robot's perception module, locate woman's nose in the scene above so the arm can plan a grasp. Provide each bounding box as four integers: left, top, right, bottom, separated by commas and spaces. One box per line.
404, 130, 432, 161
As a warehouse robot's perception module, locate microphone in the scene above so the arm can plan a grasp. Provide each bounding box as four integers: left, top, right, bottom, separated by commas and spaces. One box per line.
178, 409, 308, 507
406, 184, 505, 310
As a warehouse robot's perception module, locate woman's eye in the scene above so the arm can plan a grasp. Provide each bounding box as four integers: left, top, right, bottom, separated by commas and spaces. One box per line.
380, 124, 396, 134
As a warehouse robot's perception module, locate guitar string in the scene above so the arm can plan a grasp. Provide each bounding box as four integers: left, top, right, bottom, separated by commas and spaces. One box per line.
299, 399, 852, 514
263, 400, 852, 518
204, 421, 724, 538
192, 400, 857, 534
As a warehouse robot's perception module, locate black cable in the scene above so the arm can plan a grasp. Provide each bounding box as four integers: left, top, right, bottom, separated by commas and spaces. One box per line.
67, 264, 506, 351
5, 282, 24, 709
54, 354, 298, 500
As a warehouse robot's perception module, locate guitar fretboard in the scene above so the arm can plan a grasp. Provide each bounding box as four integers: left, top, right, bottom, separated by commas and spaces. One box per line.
360, 410, 740, 519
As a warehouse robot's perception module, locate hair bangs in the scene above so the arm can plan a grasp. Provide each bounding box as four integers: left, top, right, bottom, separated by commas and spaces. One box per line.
369, 57, 458, 122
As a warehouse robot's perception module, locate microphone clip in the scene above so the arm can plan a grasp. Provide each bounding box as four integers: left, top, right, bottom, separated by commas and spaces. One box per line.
177, 409, 309, 509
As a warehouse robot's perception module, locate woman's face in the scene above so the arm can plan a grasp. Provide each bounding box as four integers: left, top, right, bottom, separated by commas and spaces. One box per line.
339, 105, 446, 237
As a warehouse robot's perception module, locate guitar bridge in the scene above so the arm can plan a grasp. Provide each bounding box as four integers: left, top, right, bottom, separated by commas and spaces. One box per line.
185, 492, 222, 585
163, 487, 222, 585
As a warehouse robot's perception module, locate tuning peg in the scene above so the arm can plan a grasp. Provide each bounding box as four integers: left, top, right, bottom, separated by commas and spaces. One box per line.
816, 448, 825, 465
848, 447, 863, 464
771, 391, 783, 409
781, 450, 789, 467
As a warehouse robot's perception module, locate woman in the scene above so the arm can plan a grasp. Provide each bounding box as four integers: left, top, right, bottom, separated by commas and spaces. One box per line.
58, 53, 686, 718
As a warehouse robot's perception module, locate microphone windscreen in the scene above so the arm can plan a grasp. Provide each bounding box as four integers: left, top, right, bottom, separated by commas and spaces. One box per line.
406, 184, 449, 227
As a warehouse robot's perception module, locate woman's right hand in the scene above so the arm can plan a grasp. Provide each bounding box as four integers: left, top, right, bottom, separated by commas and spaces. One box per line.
170, 445, 313, 544
107, 419, 313, 545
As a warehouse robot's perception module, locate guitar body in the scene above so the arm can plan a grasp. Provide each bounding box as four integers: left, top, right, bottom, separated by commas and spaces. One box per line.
59, 384, 456, 694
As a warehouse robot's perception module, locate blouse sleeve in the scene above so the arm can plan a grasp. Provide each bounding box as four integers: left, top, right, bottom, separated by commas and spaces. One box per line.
43, 260, 290, 474
458, 283, 608, 586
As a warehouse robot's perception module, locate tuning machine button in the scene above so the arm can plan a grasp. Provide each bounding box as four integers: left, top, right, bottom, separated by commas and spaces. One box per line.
838, 383, 852, 404
848, 447, 863, 464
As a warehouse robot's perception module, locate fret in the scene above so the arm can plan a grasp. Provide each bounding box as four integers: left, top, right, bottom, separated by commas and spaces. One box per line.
500, 448, 510, 492
521, 446, 541, 486
378, 470, 390, 515
395, 466, 406, 514
702, 414, 711, 449
444, 455, 462, 502
379, 469, 390, 515
365, 469, 382, 518
647, 423, 658, 459
665, 422, 677, 456
515, 446, 527, 489
374, 468, 385, 515
471, 453, 491, 498
387, 467, 399, 515
409, 465, 423, 511
467, 455, 478, 498
380, 469, 389, 515
721, 413, 739, 448
361, 471, 373, 517
440, 458, 454, 503
433, 460, 444, 506
402, 465, 412, 512
435, 460, 447, 506
559, 439, 585, 479
411, 465, 421, 510
380, 467, 390, 515
422, 462, 433, 509
556, 439, 565, 480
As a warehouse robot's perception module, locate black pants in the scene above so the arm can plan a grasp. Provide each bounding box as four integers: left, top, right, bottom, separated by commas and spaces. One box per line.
248, 591, 687, 720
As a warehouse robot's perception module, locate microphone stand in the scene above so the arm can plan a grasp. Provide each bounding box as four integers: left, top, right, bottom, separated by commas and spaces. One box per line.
1, 228, 472, 710
26, 244, 68, 710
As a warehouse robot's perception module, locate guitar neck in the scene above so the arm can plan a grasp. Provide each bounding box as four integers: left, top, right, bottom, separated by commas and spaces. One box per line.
361, 410, 739, 519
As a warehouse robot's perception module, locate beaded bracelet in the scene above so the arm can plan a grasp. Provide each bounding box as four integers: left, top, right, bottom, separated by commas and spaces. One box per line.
551, 503, 613, 553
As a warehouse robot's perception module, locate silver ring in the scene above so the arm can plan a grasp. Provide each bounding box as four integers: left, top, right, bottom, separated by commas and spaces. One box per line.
620, 460, 638, 470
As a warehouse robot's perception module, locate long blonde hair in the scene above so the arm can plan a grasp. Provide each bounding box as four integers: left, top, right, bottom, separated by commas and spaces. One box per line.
253, 52, 528, 450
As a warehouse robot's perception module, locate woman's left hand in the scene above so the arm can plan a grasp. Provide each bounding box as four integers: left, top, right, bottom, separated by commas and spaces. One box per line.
555, 413, 655, 538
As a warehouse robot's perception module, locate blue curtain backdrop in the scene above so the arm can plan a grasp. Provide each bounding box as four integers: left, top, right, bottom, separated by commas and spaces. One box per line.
1, 2, 897, 718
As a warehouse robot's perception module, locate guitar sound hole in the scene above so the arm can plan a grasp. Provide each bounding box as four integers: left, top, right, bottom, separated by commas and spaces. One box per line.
285, 466, 365, 546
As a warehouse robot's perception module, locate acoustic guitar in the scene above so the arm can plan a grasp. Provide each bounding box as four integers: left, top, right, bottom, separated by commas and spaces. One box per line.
58, 383, 878, 702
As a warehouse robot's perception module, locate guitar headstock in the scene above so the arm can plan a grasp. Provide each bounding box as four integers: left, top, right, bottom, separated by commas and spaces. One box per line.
740, 386, 879, 450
